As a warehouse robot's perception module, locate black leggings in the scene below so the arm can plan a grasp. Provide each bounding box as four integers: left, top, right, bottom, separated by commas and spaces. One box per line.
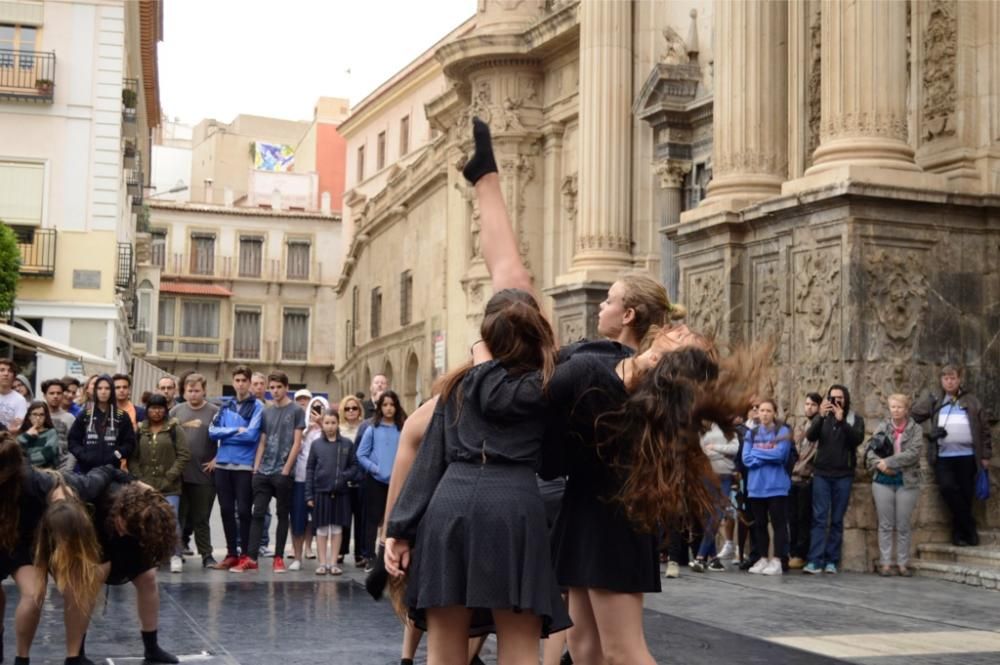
215, 468, 253, 557
750, 496, 789, 561
935, 456, 979, 542
248, 473, 293, 561
363, 477, 389, 558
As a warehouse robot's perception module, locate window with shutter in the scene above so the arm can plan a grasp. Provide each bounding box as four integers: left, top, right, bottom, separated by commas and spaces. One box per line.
238, 236, 263, 277
282, 309, 309, 361
286, 240, 310, 280
189, 234, 215, 275
233, 308, 261, 359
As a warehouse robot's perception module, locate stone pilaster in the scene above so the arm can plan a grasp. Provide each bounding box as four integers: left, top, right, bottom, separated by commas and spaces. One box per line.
655, 160, 690, 301
692, 0, 788, 213
807, 0, 918, 173
563, 0, 633, 283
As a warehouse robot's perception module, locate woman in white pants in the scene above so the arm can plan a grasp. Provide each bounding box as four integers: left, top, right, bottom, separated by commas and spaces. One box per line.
864, 394, 923, 577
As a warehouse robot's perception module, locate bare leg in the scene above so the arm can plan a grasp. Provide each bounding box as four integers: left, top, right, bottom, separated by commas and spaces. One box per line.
292, 533, 305, 561
401, 621, 423, 660
13, 565, 45, 658
304, 523, 314, 558
494, 609, 542, 665
132, 568, 160, 631
468, 635, 486, 662
329, 531, 343, 568
475, 173, 533, 295
567, 587, 604, 665
316, 533, 329, 567
426, 606, 473, 665
587, 589, 655, 665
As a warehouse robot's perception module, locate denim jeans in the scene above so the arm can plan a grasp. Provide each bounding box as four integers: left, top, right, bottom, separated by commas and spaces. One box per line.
165, 494, 183, 557
808, 474, 853, 566
697, 474, 732, 559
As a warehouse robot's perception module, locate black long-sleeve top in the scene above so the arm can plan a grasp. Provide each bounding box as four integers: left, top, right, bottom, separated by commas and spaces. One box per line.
806, 412, 866, 477
67, 405, 135, 472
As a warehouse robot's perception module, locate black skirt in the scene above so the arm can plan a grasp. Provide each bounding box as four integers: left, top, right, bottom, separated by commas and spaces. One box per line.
405, 462, 571, 637
551, 482, 662, 594
103, 534, 156, 586
312, 490, 352, 529
0, 542, 33, 580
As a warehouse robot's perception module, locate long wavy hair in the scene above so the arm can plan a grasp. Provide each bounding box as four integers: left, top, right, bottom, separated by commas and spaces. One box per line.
438, 288, 558, 406
34, 474, 104, 610
601, 343, 769, 533
19, 400, 55, 433
0, 433, 24, 553
106, 484, 178, 565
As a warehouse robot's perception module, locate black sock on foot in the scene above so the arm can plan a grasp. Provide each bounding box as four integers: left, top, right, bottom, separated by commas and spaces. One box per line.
64, 657, 95, 665
400, 660, 414, 665
14, 656, 29, 665
461, 117, 498, 185
141, 631, 178, 664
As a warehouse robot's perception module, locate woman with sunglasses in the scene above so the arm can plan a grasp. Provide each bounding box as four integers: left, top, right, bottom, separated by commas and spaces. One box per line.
17, 401, 60, 469
336, 395, 365, 566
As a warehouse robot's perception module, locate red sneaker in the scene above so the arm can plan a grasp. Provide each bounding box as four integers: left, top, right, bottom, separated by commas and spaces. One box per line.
229, 556, 258, 573
213, 555, 240, 570
273, 556, 286, 574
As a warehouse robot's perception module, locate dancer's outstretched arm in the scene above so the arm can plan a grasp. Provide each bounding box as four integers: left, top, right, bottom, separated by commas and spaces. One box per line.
384, 395, 438, 526
463, 119, 535, 299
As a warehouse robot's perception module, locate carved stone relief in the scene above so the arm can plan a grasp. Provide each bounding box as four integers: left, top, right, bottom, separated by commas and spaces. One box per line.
499, 152, 538, 268
661, 25, 689, 65
807, 5, 822, 162
792, 247, 841, 363
456, 182, 483, 261
714, 151, 787, 178
864, 248, 928, 358
821, 112, 908, 143
753, 259, 783, 350
921, 0, 957, 141
654, 160, 691, 189
559, 315, 585, 346
685, 269, 725, 337
561, 173, 578, 228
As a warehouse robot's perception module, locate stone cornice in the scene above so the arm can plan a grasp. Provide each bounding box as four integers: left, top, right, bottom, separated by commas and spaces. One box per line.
335, 137, 449, 295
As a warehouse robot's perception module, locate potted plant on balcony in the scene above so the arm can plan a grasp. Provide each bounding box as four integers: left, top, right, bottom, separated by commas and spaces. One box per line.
35, 79, 54, 96
122, 87, 138, 109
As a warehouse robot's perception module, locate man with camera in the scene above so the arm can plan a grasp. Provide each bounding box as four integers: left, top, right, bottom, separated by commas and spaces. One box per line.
803, 384, 865, 574
912, 366, 992, 547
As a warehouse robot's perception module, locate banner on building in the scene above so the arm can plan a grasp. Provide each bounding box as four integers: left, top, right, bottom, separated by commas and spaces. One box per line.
253, 142, 295, 172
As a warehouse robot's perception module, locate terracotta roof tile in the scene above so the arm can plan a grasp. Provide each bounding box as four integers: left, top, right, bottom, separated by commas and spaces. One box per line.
159, 281, 232, 297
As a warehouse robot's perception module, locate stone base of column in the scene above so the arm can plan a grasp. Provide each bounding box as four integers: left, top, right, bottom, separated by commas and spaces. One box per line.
807, 137, 921, 174
544, 281, 613, 345
782, 164, 951, 198
557, 250, 633, 288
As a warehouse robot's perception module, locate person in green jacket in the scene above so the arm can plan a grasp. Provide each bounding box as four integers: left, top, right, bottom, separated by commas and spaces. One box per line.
17, 400, 60, 468
133, 394, 191, 572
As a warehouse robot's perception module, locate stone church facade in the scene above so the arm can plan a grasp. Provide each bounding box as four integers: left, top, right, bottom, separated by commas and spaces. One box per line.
336, 0, 1000, 572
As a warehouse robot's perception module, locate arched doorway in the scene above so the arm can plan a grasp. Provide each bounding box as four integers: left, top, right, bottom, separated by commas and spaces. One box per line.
382, 359, 394, 391
404, 352, 420, 411
361, 365, 372, 397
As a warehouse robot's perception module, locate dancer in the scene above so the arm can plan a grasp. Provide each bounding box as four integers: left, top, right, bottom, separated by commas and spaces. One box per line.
388, 118, 760, 665
0, 432, 127, 665
36, 477, 180, 664
67, 375, 135, 473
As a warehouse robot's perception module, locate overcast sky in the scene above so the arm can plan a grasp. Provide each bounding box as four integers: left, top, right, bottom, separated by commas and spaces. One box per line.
159, 0, 475, 125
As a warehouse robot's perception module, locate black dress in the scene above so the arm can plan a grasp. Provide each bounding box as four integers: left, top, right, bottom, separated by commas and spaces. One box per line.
95, 482, 157, 585
387, 360, 571, 637
540, 341, 662, 593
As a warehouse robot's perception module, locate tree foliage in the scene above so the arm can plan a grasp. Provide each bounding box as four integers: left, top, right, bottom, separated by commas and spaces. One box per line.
0, 222, 20, 317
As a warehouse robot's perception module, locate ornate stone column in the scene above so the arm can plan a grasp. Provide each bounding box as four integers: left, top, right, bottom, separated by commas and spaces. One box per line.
806, 0, 919, 172
564, 0, 633, 281
655, 160, 690, 301
697, 0, 788, 211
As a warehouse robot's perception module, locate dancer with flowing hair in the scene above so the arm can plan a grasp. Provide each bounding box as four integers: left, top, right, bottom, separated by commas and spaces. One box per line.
36, 477, 181, 664
387, 118, 765, 665
0, 432, 128, 665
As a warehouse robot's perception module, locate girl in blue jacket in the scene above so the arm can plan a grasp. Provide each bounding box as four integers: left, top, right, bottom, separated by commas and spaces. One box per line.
356, 390, 407, 565
741, 398, 792, 576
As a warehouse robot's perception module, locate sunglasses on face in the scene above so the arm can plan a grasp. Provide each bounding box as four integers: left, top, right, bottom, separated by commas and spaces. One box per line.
344, 406, 360, 412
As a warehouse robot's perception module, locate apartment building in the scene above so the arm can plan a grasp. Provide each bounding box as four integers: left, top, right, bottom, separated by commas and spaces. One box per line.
0, 0, 161, 388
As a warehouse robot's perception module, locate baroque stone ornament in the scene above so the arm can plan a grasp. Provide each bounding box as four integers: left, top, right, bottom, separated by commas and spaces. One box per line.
661, 25, 689, 65
793, 248, 841, 363
807, 5, 822, 162
456, 182, 483, 261
921, 0, 957, 141
561, 173, 578, 228
865, 249, 928, 353
821, 111, 908, 143
686, 270, 725, 338
654, 160, 691, 189
754, 260, 783, 350
559, 315, 585, 346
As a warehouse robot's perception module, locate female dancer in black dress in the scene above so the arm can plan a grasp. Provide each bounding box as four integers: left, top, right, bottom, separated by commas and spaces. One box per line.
389, 119, 760, 665
0, 432, 127, 665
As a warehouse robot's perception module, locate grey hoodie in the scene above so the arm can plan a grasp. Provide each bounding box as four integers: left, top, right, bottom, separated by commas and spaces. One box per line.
701, 423, 740, 475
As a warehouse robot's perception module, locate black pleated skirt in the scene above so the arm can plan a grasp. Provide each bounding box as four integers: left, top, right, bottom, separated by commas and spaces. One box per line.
551, 482, 662, 594
312, 490, 352, 529
405, 462, 571, 637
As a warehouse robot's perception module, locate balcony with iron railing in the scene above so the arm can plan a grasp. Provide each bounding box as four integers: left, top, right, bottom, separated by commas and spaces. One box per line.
116, 242, 134, 290
122, 78, 138, 123
10, 226, 56, 277
0, 49, 56, 103
127, 151, 143, 204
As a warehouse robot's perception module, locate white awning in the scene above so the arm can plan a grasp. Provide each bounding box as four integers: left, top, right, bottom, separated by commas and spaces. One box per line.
0, 322, 117, 372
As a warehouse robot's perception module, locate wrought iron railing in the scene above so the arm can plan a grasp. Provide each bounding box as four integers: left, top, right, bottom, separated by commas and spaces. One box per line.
122, 78, 138, 122
11, 226, 56, 276
127, 151, 143, 202
116, 242, 134, 290
0, 49, 56, 102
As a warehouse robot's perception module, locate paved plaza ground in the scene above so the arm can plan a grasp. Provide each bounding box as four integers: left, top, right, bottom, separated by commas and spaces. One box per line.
5, 557, 999, 665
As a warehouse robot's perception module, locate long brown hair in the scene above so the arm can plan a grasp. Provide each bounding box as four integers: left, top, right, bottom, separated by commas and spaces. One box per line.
107, 484, 178, 565
438, 288, 558, 405
34, 474, 104, 610
0, 433, 24, 552
602, 343, 768, 533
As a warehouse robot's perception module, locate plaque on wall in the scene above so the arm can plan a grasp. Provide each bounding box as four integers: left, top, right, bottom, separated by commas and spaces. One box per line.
73, 270, 101, 289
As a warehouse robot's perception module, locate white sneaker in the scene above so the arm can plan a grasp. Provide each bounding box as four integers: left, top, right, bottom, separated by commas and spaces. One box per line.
748, 558, 769, 574
170, 555, 183, 573
288, 559, 302, 571
761, 558, 783, 575
717, 542, 736, 560
665, 561, 680, 578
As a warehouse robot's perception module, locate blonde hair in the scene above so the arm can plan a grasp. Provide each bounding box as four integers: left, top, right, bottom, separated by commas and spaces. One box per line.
339, 394, 363, 417
887, 393, 911, 410
619, 273, 687, 344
